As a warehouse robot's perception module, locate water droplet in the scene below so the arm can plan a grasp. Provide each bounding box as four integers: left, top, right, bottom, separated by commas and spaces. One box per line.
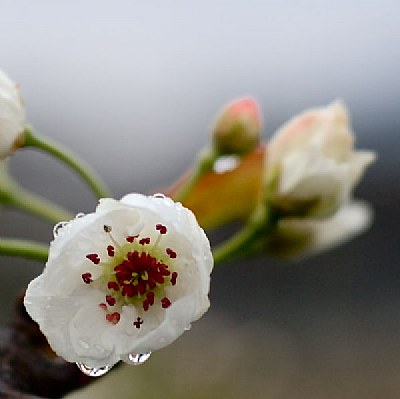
53, 221, 69, 237
76, 362, 113, 377
213, 155, 240, 174
184, 325, 191, 331
127, 352, 151, 366
153, 193, 166, 199
75, 212, 86, 219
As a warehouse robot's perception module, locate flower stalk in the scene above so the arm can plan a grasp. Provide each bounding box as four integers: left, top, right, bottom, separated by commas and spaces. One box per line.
23, 126, 111, 199
0, 171, 73, 224
0, 238, 48, 262
173, 148, 217, 203
212, 205, 279, 266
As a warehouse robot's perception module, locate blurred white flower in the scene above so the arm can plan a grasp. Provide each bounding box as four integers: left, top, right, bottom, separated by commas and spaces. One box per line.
265, 101, 375, 217
269, 201, 373, 258
0, 69, 25, 159
24, 194, 213, 368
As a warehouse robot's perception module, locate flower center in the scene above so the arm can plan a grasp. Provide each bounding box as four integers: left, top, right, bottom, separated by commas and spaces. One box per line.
82, 223, 178, 329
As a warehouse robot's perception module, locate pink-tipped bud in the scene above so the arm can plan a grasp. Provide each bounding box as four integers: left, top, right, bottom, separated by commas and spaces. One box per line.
211, 97, 261, 155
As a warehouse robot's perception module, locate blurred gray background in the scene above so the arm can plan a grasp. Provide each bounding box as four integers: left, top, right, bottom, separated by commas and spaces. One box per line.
1, 1, 400, 397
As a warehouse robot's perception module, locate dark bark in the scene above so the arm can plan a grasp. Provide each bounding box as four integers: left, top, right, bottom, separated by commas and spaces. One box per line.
0, 294, 91, 399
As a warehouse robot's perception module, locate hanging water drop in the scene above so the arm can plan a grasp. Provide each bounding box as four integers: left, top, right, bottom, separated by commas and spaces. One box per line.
153, 193, 166, 199
76, 362, 113, 377
53, 222, 69, 237
127, 352, 151, 366
75, 212, 86, 219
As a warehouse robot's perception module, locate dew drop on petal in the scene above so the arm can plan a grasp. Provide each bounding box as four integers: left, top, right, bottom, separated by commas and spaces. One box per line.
152, 193, 166, 199
75, 212, 86, 219
53, 222, 69, 237
76, 362, 113, 377
127, 352, 151, 366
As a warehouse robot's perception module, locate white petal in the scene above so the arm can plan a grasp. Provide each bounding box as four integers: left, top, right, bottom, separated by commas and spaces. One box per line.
24, 193, 213, 368
0, 69, 25, 159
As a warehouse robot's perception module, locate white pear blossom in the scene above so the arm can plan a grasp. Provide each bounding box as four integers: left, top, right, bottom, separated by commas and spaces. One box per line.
265, 101, 375, 217
0, 69, 25, 159
270, 200, 372, 258
24, 193, 213, 368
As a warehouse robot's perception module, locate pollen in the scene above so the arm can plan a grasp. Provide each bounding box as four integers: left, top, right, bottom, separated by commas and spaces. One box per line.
106, 312, 120, 325
84, 224, 179, 325
86, 253, 101, 264
81, 272, 92, 284
133, 317, 143, 329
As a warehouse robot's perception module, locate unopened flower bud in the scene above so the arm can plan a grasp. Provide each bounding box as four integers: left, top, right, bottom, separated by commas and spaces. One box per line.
265, 101, 375, 218
211, 97, 261, 155
0, 69, 25, 159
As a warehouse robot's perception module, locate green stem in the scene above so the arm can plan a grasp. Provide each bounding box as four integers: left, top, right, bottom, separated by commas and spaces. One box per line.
23, 127, 111, 199
212, 205, 279, 266
173, 148, 217, 203
212, 223, 259, 266
0, 162, 73, 223
1, 182, 73, 224
0, 238, 48, 262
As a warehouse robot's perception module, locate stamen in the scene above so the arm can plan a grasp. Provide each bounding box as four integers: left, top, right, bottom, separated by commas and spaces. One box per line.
104, 226, 122, 250
107, 245, 115, 257
106, 312, 120, 325
106, 295, 116, 306
139, 237, 151, 245
82, 272, 92, 284
107, 281, 119, 291
133, 317, 143, 329
146, 291, 155, 305
166, 248, 177, 259
126, 235, 139, 243
155, 224, 167, 234
103, 225, 112, 233
99, 303, 107, 311
143, 300, 150, 311
171, 272, 178, 286
161, 297, 172, 309
86, 253, 101, 264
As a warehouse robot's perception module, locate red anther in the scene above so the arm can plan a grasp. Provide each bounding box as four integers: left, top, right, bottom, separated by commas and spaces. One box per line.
122, 284, 135, 297
139, 237, 151, 245
133, 317, 143, 329
99, 303, 107, 311
126, 235, 139, 243
155, 224, 167, 234
106, 295, 116, 306
107, 245, 115, 257
166, 248, 177, 258
81, 272, 92, 284
146, 291, 155, 305
161, 297, 172, 309
106, 312, 120, 325
86, 253, 100, 264
107, 281, 119, 291
142, 299, 150, 311
137, 281, 146, 295
171, 272, 178, 286
113, 250, 175, 302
